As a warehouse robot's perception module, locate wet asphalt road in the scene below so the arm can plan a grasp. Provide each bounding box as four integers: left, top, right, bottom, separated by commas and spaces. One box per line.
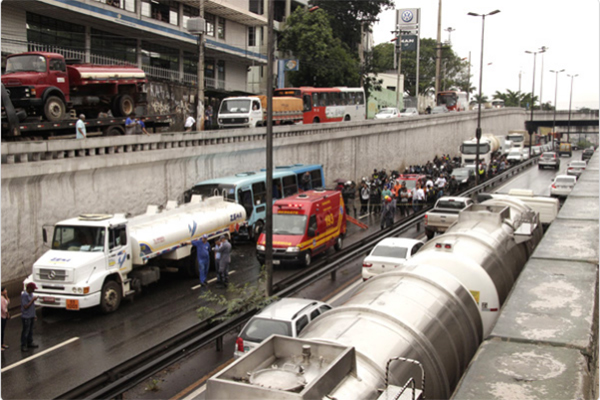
0, 151, 580, 400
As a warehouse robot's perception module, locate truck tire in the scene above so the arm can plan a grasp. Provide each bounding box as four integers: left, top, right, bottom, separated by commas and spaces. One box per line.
113, 94, 135, 117
43, 96, 66, 122
334, 236, 343, 251
104, 125, 125, 136
100, 280, 122, 314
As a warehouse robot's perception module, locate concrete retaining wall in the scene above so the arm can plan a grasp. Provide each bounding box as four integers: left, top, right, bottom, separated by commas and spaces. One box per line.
1, 109, 526, 284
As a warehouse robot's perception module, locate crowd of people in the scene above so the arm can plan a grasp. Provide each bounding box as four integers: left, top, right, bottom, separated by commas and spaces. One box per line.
335, 153, 510, 229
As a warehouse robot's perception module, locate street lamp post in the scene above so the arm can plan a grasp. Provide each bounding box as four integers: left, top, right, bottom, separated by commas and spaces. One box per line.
539, 46, 548, 110
567, 73, 578, 144
468, 9, 500, 185
525, 47, 546, 157
550, 69, 564, 150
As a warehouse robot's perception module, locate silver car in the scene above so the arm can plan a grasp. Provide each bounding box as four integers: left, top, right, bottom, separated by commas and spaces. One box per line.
567, 160, 587, 178
550, 175, 577, 197
538, 152, 560, 170
234, 298, 331, 359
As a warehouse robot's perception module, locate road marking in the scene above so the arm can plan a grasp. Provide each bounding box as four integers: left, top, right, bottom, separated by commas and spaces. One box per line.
1, 337, 79, 373
192, 270, 236, 290
172, 359, 234, 400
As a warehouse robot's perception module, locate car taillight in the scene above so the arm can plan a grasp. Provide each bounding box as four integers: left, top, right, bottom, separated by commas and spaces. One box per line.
424, 214, 428, 225
362, 263, 372, 268
551, 184, 556, 189
236, 337, 244, 352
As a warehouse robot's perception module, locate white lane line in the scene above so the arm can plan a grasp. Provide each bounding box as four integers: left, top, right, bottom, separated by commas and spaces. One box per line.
1, 337, 79, 373
182, 383, 206, 400
192, 270, 236, 290
328, 279, 362, 306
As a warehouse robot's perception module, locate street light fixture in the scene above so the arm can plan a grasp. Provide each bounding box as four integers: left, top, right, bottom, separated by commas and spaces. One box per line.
525, 46, 546, 157
567, 73, 578, 144
550, 68, 564, 150
468, 9, 500, 185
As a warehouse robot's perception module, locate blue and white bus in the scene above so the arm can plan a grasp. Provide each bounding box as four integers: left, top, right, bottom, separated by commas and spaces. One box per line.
185, 164, 324, 240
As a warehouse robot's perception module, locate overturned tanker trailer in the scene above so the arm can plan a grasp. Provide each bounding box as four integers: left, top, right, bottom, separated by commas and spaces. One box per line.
207, 197, 543, 400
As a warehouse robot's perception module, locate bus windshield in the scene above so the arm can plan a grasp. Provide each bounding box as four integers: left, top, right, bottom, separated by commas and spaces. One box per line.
273, 214, 307, 235
437, 93, 457, 107
190, 184, 236, 200
461, 143, 491, 154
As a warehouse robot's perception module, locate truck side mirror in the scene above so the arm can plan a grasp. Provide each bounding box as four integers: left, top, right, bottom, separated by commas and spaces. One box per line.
43, 228, 47, 243
119, 230, 128, 246
307, 228, 316, 237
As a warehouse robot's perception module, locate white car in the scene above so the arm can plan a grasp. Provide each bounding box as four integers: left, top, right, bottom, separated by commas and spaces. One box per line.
532, 145, 542, 155
550, 175, 577, 197
374, 107, 401, 119
362, 238, 425, 280
567, 160, 587, 178
507, 148, 523, 164
431, 105, 449, 114
521, 148, 530, 161
400, 107, 419, 117
234, 298, 331, 359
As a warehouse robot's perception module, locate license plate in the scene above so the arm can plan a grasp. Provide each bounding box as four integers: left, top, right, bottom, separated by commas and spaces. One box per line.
42, 296, 55, 304
272, 259, 280, 265
66, 299, 80, 310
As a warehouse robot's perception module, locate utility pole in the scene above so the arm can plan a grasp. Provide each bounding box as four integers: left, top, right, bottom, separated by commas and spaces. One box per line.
567, 73, 578, 144
265, 0, 274, 296
539, 46, 548, 110
550, 69, 564, 150
197, 0, 205, 131
466, 51, 471, 103
434, 0, 442, 97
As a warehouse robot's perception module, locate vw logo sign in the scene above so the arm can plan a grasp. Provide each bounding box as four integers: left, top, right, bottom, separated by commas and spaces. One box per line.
49, 270, 56, 280
401, 10, 413, 23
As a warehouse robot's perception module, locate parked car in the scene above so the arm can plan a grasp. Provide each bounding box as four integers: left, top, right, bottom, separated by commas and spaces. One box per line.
567, 160, 587, 178
234, 298, 331, 359
550, 175, 577, 198
538, 152, 560, 170
431, 105, 449, 114
582, 147, 594, 161
521, 148, 530, 161
362, 238, 425, 280
374, 107, 401, 119
451, 167, 476, 191
507, 148, 523, 164
400, 107, 419, 117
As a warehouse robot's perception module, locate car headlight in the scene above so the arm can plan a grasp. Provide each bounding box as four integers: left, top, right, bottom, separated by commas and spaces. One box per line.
256, 245, 265, 251
286, 246, 300, 253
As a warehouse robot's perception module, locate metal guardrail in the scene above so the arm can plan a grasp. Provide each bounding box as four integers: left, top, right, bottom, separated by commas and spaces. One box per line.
51, 159, 538, 399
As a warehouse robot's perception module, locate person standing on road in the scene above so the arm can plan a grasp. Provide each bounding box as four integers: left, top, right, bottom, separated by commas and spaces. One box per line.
76, 114, 86, 139
359, 181, 370, 216
216, 236, 232, 286
20, 282, 39, 352
2, 286, 10, 351
189, 234, 210, 286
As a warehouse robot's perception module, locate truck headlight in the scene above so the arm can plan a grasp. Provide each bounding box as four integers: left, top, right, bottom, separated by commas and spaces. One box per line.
256, 245, 265, 251
72, 287, 90, 294
244, 118, 249, 123
286, 246, 300, 253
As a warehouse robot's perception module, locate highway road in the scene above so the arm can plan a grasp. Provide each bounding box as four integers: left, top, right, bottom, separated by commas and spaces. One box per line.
0, 151, 581, 400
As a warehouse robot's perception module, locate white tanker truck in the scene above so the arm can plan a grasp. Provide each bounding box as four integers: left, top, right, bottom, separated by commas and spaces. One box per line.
24, 195, 246, 313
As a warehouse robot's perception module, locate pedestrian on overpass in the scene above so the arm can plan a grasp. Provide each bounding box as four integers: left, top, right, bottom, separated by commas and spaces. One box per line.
76, 114, 86, 139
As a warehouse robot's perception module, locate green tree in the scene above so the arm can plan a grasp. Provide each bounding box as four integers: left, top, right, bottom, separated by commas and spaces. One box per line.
309, 0, 394, 54
493, 89, 538, 109
473, 94, 489, 104
372, 38, 470, 97
279, 7, 360, 87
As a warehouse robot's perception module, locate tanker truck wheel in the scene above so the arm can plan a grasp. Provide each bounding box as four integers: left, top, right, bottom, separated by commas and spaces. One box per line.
43, 96, 66, 122
100, 280, 122, 314
112, 94, 135, 117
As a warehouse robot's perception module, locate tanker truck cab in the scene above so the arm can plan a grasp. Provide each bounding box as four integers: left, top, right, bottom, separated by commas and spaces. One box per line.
28, 214, 133, 313
256, 190, 347, 267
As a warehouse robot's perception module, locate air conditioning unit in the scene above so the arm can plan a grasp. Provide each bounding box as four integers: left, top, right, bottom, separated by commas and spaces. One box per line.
187, 17, 206, 35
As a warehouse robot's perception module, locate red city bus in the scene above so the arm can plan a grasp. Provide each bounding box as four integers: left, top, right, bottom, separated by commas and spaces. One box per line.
436, 90, 468, 111
274, 87, 366, 124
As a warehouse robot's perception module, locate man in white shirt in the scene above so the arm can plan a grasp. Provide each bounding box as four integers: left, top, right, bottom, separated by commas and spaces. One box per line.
435, 175, 447, 190
76, 114, 86, 139
184, 115, 196, 132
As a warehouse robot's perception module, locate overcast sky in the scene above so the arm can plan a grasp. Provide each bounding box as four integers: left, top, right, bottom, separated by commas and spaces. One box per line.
372, 0, 599, 110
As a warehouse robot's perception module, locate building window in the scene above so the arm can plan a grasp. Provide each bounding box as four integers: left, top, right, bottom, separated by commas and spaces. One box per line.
91, 29, 137, 63
205, 13, 215, 36
142, 0, 178, 25
183, 51, 197, 75
248, 27, 256, 46
141, 41, 179, 70
26, 13, 85, 51
217, 17, 225, 39
94, 0, 135, 12
217, 60, 225, 84
249, 0, 263, 15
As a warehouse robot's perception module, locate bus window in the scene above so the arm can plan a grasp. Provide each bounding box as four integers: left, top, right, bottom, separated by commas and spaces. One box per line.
356, 92, 365, 105
320, 93, 327, 107
310, 170, 323, 188
272, 178, 283, 199
340, 92, 347, 105
238, 188, 254, 218
303, 94, 312, 112
282, 175, 298, 197
313, 93, 319, 108
252, 181, 266, 205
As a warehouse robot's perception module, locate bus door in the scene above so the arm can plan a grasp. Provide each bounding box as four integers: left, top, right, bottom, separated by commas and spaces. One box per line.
282, 174, 298, 197
237, 186, 254, 221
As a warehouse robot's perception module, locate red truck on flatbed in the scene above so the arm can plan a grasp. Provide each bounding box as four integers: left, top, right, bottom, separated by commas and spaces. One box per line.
2, 52, 147, 122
